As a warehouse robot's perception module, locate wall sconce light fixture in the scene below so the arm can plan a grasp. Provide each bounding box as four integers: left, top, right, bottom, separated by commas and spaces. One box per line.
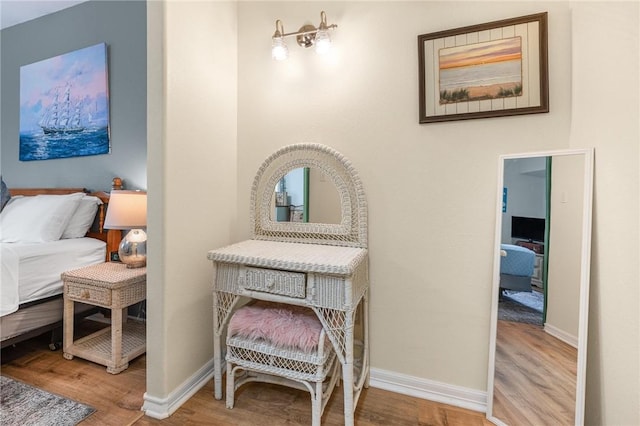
271, 11, 337, 61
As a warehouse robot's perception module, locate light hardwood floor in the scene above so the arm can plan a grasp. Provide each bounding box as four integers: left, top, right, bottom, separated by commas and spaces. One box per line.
1, 320, 492, 426
491, 320, 577, 426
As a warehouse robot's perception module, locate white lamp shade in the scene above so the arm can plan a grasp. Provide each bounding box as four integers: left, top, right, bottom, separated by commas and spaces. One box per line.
104, 190, 147, 230
272, 37, 289, 61
314, 29, 331, 54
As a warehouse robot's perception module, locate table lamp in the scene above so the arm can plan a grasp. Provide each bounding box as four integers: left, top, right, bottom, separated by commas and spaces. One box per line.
104, 190, 147, 268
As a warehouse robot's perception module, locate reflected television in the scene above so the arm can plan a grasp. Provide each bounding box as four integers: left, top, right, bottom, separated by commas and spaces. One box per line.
511, 216, 545, 242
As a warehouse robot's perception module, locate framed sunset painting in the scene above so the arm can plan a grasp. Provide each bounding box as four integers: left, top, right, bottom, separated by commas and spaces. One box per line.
418, 13, 548, 123
19, 43, 110, 161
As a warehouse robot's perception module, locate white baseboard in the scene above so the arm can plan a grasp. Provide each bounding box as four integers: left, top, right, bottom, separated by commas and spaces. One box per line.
142, 362, 487, 418
142, 358, 215, 419
369, 367, 487, 413
544, 323, 578, 348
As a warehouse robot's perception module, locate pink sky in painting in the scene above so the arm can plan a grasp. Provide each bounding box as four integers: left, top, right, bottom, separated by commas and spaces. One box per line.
19, 43, 108, 132
21, 54, 106, 106
439, 37, 522, 70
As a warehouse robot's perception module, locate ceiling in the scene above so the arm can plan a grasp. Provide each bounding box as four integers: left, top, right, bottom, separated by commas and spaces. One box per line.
0, 1, 87, 30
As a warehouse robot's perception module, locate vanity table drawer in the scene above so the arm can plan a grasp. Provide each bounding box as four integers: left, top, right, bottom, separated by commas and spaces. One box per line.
242, 267, 306, 298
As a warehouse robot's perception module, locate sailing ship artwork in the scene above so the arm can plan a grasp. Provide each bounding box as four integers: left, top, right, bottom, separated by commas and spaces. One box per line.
19, 43, 110, 161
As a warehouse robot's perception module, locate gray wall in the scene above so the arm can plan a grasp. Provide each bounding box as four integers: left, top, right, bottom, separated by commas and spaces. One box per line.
0, 0, 147, 192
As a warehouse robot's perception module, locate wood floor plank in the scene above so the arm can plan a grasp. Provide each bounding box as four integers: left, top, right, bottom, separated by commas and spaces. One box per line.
1, 326, 146, 426
417, 398, 494, 426
2, 322, 490, 425
491, 320, 577, 426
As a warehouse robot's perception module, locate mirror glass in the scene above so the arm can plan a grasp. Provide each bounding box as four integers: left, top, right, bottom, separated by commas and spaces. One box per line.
487, 149, 593, 426
269, 167, 341, 224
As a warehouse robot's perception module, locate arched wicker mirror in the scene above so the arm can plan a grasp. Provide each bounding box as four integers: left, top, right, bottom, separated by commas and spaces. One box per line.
251, 143, 367, 248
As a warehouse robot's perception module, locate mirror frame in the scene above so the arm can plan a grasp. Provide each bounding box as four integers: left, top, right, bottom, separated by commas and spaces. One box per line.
251, 143, 367, 248
486, 148, 594, 426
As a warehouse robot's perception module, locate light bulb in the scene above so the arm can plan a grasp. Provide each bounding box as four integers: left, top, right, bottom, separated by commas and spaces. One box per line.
314, 29, 331, 54
272, 37, 289, 61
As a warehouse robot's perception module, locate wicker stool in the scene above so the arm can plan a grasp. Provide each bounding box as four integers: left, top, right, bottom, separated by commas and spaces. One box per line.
225, 302, 340, 426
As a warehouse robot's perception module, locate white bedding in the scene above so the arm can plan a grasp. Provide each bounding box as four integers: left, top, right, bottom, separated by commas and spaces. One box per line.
0, 238, 105, 316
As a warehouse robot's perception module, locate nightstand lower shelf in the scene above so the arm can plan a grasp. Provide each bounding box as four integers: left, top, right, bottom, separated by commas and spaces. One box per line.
64, 320, 146, 374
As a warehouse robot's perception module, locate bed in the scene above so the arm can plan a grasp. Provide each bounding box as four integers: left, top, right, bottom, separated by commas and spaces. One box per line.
1, 185, 121, 348
499, 243, 535, 293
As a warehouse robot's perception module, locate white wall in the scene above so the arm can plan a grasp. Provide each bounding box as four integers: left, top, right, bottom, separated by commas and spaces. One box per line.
308, 168, 341, 224
545, 154, 584, 341
569, 2, 639, 424
149, 1, 639, 424
145, 0, 238, 413
282, 167, 304, 206
236, 1, 572, 391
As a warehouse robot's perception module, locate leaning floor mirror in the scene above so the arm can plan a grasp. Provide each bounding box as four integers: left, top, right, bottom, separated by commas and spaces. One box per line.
486, 148, 594, 426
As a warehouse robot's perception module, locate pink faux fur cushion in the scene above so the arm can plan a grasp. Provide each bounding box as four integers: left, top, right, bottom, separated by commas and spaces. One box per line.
228, 301, 322, 353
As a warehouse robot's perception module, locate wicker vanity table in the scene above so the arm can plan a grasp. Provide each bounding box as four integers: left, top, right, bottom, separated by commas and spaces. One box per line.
208, 144, 369, 426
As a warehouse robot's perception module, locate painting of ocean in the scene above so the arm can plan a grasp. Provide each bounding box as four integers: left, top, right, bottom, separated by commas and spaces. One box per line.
439, 37, 523, 103
19, 43, 110, 161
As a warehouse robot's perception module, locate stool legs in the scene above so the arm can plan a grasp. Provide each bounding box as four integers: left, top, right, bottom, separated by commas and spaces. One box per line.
311, 379, 322, 426
223, 303, 340, 425
226, 361, 235, 409
225, 361, 338, 426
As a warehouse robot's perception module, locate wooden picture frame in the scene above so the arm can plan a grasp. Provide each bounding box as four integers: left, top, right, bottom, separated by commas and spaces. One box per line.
418, 12, 548, 123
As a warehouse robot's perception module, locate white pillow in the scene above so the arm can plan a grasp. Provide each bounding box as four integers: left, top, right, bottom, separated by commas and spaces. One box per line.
0, 192, 84, 243
61, 195, 103, 239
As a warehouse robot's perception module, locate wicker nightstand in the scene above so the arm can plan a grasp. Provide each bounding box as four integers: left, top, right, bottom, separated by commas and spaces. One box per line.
62, 262, 146, 374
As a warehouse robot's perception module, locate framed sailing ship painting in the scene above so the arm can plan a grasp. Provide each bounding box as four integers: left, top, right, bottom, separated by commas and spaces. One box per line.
19, 43, 110, 161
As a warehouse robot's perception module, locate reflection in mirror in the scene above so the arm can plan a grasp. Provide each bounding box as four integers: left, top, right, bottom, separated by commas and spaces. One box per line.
487, 149, 593, 426
308, 168, 341, 224
269, 167, 341, 224
272, 168, 308, 222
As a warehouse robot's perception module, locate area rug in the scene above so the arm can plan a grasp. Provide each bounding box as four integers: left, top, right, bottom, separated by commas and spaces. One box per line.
0, 375, 95, 425
498, 291, 543, 325
503, 290, 544, 312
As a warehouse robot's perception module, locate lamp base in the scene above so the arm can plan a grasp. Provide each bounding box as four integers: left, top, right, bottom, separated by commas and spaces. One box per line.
121, 257, 146, 269
118, 229, 147, 268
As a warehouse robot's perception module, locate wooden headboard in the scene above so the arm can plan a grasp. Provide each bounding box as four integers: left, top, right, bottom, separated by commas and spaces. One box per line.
7, 186, 121, 261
